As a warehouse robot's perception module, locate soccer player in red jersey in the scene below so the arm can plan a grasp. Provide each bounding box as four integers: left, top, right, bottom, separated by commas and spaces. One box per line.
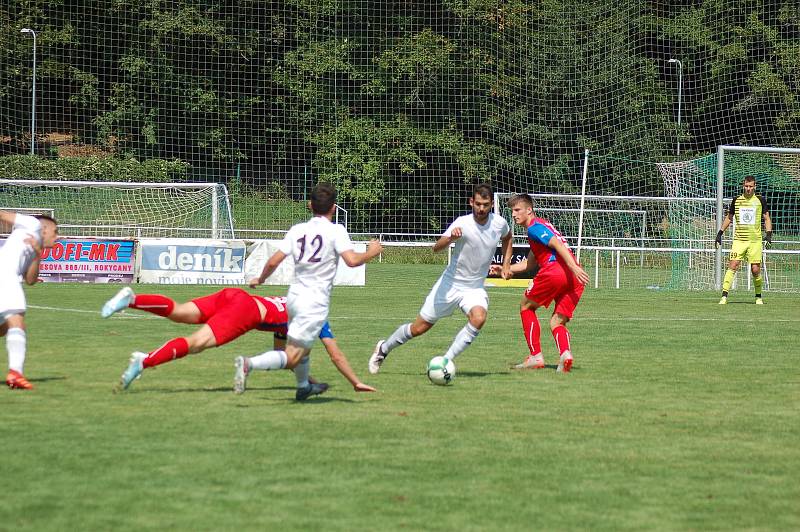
101, 287, 375, 395
495, 194, 589, 373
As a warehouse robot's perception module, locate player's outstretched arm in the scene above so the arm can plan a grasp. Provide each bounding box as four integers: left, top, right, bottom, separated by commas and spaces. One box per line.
340, 238, 382, 268
764, 212, 773, 247
549, 237, 589, 286
0, 209, 17, 230
499, 231, 514, 280
23, 235, 43, 285
249, 250, 287, 287
321, 337, 376, 392
491, 250, 537, 278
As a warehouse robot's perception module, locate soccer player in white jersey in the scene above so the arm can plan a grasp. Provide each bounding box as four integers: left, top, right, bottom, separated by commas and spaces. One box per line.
368, 183, 513, 374
0, 210, 58, 390
248, 182, 383, 400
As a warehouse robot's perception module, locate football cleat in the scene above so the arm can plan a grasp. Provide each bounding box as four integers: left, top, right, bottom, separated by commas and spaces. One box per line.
368, 340, 386, 374
718, 296, 728, 305
755, 298, 764, 305
512, 353, 545, 370
118, 352, 147, 391
233, 356, 250, 395
6, 370, 33, 390
557, 351, 574, 373
295, 382, 329, 401
101, 287, 135, 318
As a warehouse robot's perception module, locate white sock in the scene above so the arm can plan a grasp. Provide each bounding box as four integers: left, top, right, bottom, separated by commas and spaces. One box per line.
294, 356, 310, 389
444, 323, 480, 361
383, 323, 413, 354
6, 328, 26, 374
248, 350, 287, 371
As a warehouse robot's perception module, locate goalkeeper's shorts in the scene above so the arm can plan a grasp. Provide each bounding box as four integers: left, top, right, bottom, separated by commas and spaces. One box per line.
729, 240, 762, 264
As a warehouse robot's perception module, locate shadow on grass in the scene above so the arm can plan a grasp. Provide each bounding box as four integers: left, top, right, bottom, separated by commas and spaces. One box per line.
122, 385, 357, 403
389, 370, 509, 378
458, 370, 512, 377
130, 385, 294, 394
29, 375, 68, 383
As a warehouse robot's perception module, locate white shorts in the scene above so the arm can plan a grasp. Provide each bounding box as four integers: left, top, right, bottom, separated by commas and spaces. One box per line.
0, 279, 26, 323
419, 277, 488, 324
286, 287, 329, 349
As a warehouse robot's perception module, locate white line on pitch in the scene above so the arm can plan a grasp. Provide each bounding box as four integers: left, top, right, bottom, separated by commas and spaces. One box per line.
28, 305, 799, 324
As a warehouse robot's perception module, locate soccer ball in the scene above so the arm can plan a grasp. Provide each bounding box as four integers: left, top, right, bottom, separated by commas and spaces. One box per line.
427, 356, 456, 386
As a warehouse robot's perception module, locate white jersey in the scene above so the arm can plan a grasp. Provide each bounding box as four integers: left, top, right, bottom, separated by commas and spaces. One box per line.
278, 216, 354, 301
440, 213, 509, 289
0, 213, 42, 281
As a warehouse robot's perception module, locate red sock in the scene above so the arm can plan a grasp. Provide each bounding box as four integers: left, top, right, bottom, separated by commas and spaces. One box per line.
143, 338, 190, 368
131, 294, 175, 317
552, 325, 571, 355
520, 308, 541, 355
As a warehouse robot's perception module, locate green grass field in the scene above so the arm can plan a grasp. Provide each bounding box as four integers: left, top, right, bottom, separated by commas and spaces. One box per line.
2, 264, 799, 531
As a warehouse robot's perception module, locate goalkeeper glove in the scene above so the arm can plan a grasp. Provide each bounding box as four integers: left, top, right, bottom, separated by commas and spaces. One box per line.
715, 230, 723, 249
765, 231, 773, 248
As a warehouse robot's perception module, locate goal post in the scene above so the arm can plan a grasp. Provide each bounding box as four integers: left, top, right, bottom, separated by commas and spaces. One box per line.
0, 180, 235, 239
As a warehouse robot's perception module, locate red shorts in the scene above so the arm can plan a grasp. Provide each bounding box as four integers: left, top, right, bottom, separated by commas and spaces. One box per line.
192, 288, 262, 346
524, 262, 584, 319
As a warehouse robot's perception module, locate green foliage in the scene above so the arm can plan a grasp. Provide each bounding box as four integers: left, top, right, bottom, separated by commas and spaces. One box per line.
310, 115, 492, 232
0, 155, 189, 182
2, 1, 800, 232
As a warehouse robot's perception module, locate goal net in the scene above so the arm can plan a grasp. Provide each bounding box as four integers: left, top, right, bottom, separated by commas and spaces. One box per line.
0, 180, 235, 239
5, 2, 800, 246
497, 148, 800, 292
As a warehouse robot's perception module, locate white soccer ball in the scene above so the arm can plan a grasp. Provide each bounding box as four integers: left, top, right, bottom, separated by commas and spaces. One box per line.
427, 356, 456, 386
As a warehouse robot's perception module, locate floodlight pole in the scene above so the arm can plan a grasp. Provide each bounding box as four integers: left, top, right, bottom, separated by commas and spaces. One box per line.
668, 59, 683, 156
21, 28, 37, 155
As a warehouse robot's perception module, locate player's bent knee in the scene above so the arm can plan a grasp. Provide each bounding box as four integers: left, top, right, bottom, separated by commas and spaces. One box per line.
411, 319, 434, 337
187, 328, 218, 353
187, 338, 214, 354
550, 314, 569, 329
468, 309, 487, 328
4, 314, 25, 329
284, 343, 310, 369
284, 351, 304, 369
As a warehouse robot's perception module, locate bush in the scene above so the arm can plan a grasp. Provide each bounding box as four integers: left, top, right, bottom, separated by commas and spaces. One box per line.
0, 155, 190, 182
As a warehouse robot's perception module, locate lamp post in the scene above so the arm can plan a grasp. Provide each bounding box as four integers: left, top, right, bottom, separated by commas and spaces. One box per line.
20, 28, 37, 155
668, 58, 683, 156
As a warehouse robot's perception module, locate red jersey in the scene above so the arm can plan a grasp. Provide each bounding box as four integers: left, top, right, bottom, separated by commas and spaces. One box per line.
252, 295, 290, 335
191, 289, 334, 344
526, 217, 575, 269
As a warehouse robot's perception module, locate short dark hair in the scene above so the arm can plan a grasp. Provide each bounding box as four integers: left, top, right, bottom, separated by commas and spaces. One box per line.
744, 175, 756, 183
507, 193, 533, 209
35, 214, 58, 226
473, 183, 493, 200
310, 182, 337, 215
